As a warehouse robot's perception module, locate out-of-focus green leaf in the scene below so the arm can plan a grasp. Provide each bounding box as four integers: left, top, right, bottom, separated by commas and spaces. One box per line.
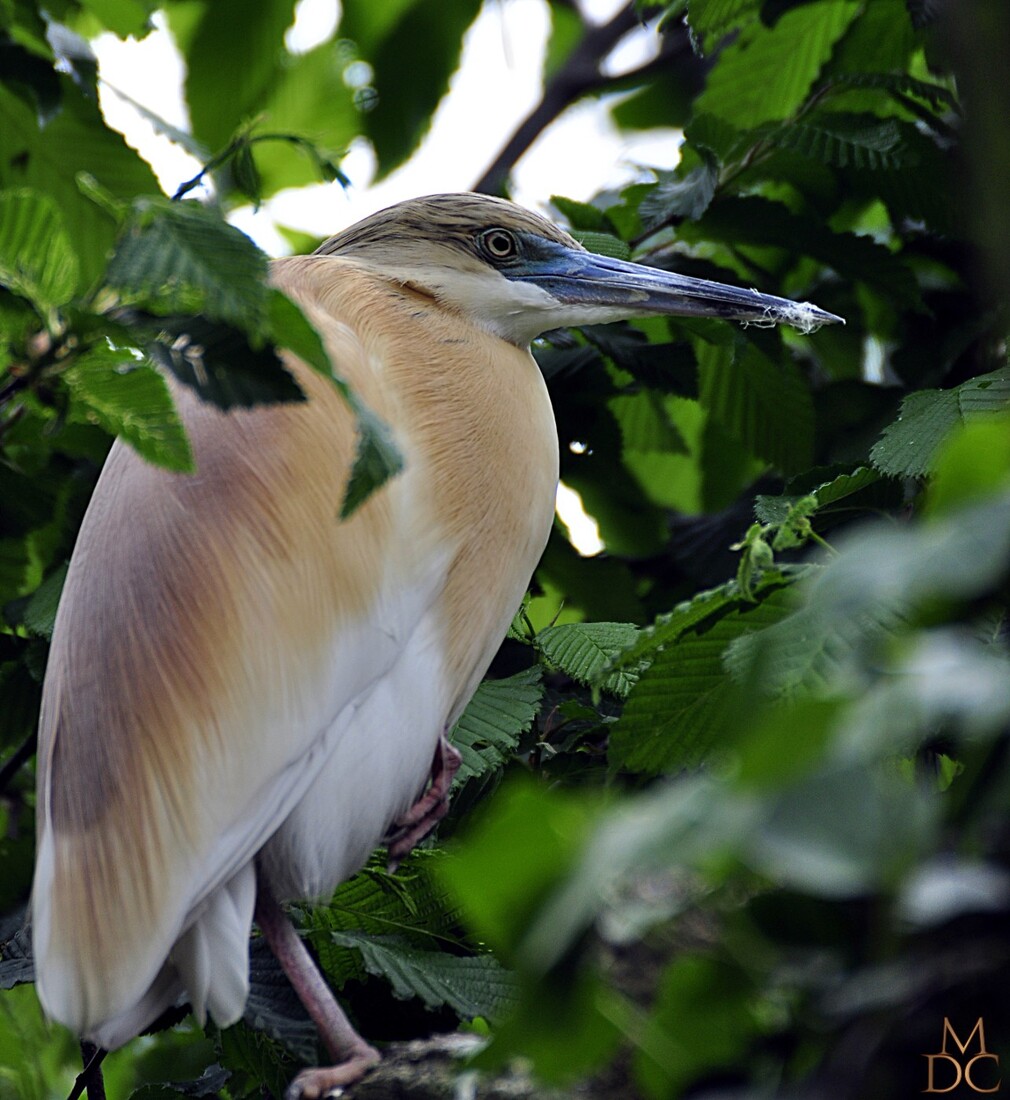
184, 0, 296, 151
0, 189, 78, 312
925, 414, 1010, 517
870, 368, 1010, 478
610, 390, 688, 455
245, 45, 357, 197
747, 763, 937, 896
19, 563, 67, 641
636, 956, 756, 1099
341, 0, 482, 177
686, 0, 759, 54
79, 0, 153, 39
438, 780, 598, 957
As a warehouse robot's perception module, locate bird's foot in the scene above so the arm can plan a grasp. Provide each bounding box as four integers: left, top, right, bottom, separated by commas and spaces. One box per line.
284, 1045, 380, 1099
384, 734, 462, 872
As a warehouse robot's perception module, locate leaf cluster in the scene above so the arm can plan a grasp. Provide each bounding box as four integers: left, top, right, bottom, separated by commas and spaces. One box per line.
4, 0, 1010, 1098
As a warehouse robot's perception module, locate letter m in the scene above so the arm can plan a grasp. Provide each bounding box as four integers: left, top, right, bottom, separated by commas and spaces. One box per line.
941, 1018, 989, 1057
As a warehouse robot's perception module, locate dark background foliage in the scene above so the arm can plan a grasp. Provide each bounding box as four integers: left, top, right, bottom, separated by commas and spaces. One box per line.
2, 1, 1010, 1097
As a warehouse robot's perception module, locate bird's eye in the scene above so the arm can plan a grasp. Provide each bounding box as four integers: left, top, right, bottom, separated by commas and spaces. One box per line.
479, 228, 518, 261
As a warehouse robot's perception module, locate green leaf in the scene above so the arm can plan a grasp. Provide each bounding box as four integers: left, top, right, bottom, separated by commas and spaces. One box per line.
64, 347, 195, 471
184, 0, 297, 151
0, 188, 78, 311
926, 415, 1010, 517
726, 493, 1010, 703
79, 0, 153, 39
146, 315, 304, 409
242, 938, 317, 1063
695, 0, 862, 127
106, 199, 269, 326
342, 0, 483, 177
551, 195, 610, 232
698, 337, 815, 474
686, 0, 759, 54
242, 47, 357, 198
748, 763, 937, 896
870, 368, 1010, 478
537, 621, 640, 697
330, 930, 517, 1022
0, 77, 160, 291
19, 563, 67, 640
571, 231, 630, 261
637, 158, 718, 230
766, 113, 914, 171
603, 567, 805, 677
265, 289, 404, 517
0, 925, 33, 990
692, 196, 923, 310
610, 391, 689, 456
636, 957, 757, 1098
436, 780, 599, 956
723, 595, 900, 698
829, 71, 959, 117
339, 394, 405, 519
610, 587, 794, 775
128, 1065, 231, 1100
264, 288, 333, 376
754, 465, 881, 524
450, 667, 543, 785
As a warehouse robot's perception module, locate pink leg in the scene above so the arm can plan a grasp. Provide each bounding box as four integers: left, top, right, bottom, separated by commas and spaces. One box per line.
255, 876, 379, 1099
384, 733, 462, 873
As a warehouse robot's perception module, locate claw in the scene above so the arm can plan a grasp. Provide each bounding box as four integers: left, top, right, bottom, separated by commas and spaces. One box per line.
384, 733, 462, 872
284, 1050, 379, 1099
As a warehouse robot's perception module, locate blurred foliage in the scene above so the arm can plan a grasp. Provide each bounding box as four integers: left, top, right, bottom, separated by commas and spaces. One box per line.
2, 0, 1010, 1097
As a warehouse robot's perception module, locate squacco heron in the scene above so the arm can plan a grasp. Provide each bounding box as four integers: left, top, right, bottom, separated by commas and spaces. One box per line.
32, 193, 841, 1098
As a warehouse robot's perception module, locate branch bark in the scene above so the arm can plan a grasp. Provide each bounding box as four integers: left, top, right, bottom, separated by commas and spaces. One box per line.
473, 4, 704, 196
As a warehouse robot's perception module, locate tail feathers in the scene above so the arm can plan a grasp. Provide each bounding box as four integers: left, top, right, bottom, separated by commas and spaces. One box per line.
171, 862, 256, 1028
41, 863, 257, 1050
86, 965, 183, 1051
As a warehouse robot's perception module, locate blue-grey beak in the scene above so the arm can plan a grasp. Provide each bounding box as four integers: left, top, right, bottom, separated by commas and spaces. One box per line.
516, 245, 843, 334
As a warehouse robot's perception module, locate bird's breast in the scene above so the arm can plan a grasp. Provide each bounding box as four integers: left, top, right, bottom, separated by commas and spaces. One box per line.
279, 255, 560, 719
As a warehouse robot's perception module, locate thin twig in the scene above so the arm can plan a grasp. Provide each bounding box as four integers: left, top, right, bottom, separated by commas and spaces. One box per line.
67, 1044, 106, 1100
473, 5, 702, 195
0, 734, 37, 798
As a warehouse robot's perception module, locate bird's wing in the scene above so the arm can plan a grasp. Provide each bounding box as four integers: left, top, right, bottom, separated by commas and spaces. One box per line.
32, 260, 448, 1039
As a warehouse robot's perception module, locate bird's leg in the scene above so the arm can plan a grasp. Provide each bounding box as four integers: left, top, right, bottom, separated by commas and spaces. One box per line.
254, 875, 379, 1099
384, 731, 462, 873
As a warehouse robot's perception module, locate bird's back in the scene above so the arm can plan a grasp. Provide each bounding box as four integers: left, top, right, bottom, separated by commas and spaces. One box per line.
32, 254, 558, 1047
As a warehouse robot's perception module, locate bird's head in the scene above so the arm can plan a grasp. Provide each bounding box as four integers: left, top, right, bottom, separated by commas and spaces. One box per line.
315, 193, 842, 347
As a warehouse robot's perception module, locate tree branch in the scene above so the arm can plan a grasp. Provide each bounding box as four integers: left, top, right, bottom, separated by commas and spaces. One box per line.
0, 734, 37, 798
472, 5, 703, 196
